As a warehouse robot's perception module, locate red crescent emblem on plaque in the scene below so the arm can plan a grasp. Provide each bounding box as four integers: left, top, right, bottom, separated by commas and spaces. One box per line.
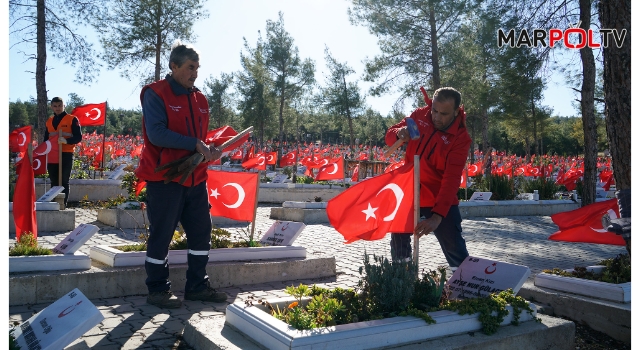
58, 301, 83, 318
484, 263, 497, 274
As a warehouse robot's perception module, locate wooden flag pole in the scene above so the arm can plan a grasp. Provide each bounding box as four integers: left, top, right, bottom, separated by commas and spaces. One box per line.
412, 155, 420, 270
250, 170, 261, 242
101, 102, 108, 179
58, 136, 63, 187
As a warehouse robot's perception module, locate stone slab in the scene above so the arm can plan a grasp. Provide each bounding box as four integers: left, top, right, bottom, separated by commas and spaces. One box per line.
534, 272, 630, 303
97, 208, 249, 229
259, 186, 344, 204
35, 179, 128, 202
9, 209, 75, 233
9, 255, 336, 306
9, 202, 60, 211
9, 252, 91, 273
270, 208, 328, 224
517, 281, 630, 345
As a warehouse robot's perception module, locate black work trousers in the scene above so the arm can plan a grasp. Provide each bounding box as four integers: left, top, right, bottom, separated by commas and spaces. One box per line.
47, 152, 73, 206
144, 180, 212, 294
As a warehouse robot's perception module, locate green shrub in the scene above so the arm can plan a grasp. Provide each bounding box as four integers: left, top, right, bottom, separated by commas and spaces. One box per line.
476, 175, 515, 200
519, 177, 561, 199
9, 232, 52, 256
296, 175, 315, 184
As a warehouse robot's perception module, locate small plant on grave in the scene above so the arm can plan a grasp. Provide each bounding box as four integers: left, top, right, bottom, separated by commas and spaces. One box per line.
542, 253, 631, 284
296, 176, 315, 184
169, 224, 188, 250
120, 172, 147, 202
234, 225, 262, 247
101, 195, 128, 209
9, 232, 52, 256
314, 196, 322, 202
211, 226, 234, 249
282, 166, 293, 178
477, 175, 515, 200
268, 284, 347, 330
409, 266, 449, 310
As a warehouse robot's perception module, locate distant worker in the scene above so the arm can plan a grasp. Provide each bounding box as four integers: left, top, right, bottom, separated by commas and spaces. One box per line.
44, 97, 83, 207
385, 87, 472, 271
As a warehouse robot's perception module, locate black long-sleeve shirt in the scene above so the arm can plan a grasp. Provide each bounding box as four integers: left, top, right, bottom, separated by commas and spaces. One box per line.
43, 111, 83, 144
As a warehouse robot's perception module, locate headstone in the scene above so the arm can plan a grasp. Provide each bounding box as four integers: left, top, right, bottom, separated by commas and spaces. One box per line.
271, 174, 289, 184
107, 164, 127, 180
469, 192, 492, 201
10, 288, 104, 350
259, 221, 306, 246
596, 188, 607, 199
446, 256, 530, 300
37, 186, 65, 202
51, 224, 100, 254
266, 172, 277, 178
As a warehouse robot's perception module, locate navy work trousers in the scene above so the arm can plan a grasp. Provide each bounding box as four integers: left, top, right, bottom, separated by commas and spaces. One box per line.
390, 206, 469, 267
144, 180, 212, 293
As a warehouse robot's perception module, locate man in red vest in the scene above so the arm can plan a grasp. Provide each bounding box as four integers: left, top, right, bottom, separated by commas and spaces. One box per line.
136, 42, 226, 308
44, 96, 83, 207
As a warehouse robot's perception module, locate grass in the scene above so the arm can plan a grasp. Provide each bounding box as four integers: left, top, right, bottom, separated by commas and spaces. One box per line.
9, 232, 53, 256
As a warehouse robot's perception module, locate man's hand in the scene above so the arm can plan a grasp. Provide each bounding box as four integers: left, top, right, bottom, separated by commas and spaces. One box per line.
195, 140, 215, 162
208, 144, 222, 161
397, 127, 410, 142
58, 137, 67, 144
414, 213, 442, 237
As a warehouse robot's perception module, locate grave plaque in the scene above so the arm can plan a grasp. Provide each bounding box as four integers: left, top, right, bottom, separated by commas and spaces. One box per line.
596, 188, 607, 199
11, 288, 104, 350
52, 224, 100, 254
446, 256, 530, 300
271, 174, 289, 184
37, 186, 65, 202
259, 221, 306, 246
107, 164, 127, 180
469, 192, 493, 201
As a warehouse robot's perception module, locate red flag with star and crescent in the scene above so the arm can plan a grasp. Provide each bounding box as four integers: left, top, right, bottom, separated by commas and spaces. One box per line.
71, 102, 106, 126
242, 153, 267, 170
280, 150, 297, 167
9, 126, 31, 153
548, 199, 625, 245
315, 156, 344, 181
207, 170, 258, 221
33, 134, 59, 164
327, 163, 414, 243
32, 153, 47, 176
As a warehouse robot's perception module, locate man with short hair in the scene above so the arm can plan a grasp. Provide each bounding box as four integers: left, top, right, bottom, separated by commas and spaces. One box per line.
44, 97, 82, 207
136, 41, 227, 308
385, 87, 472, 270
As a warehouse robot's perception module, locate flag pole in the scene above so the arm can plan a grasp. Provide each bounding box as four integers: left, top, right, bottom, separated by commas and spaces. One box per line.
250, 170, 261, 241
58, 137, 62, 187
101, 101, 108, 179
412, 154, 420, 271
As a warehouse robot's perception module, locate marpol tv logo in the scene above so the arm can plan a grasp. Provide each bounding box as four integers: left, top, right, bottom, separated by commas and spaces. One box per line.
497, 21, 627, 49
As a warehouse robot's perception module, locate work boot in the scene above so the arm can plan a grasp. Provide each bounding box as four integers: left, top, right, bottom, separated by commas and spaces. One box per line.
184, 286, 228, 303
147, 290, 182, 309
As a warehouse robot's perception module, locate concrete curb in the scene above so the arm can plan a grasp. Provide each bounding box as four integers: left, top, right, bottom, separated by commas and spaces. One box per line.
517, 281, 630, 345
183, 313, 574, 350
9, 256, 336, 306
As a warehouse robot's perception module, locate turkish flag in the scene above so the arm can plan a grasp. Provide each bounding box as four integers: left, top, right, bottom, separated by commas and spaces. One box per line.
207, 170, 258, 221
242, 146, 255, 163
131, 144, 143, 158
230, 149, 243, 160
315, 156, 344, 181
280, 150, 297, 167
549, 199, 625, 245
205, 125, 249, 154
71, 102, 107, 126
9, 126, 31, 153
242, 153, 266, 170
265, 152, 277, 165
467, 162, 482, 176
351, 164, 359, 182
327, 163, 414, 243
358, 152, 369, 160
384, 160, 405, 173
460, 171, 467, 188
33, 135, 59, 164
32, 154, 47, 176
135, 180, 147, 196
13, 157, 38, 240
308, 157, 329, 169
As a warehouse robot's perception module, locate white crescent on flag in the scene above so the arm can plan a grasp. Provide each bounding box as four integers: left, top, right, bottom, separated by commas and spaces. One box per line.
33, 159, 41, 170
257, 156, 265, 166
89, 108, 101, 121
18, 132, 27, 146
222, 183, 245, 209
267, 154, 274, 162
376, 183, 404, 221
326, 163, 338, 174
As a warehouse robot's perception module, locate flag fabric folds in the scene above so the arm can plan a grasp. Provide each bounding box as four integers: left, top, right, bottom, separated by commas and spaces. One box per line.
71, 102, 107, 126
33, 135, 59, 164
32, 154, 47, 176
315, 156, 344, 181
549, 199, 625, 245
242, 153, 266, 170
327, 163, 414, 243
9, 126, 31, 153
205, 125, 249, 154
13, 157, 38, 240
207, 170, 258, 221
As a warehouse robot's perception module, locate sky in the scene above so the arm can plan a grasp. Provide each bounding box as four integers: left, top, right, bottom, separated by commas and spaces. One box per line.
7, 0, 580, 118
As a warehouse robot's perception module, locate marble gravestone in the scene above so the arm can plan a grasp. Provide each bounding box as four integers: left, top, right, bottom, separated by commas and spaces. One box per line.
51, 224, 100, 254
259, 221, 306, 246
446, 256, 530, 300
469, 192, 493, 201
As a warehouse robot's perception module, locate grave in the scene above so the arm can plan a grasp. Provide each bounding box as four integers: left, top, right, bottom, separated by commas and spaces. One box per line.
9, 201, 75, 233
259, 220, 306, 246
446, 256, 530, 300
11, 288, 104, 350
469, 191, 493, 201
35, 178, 128, 202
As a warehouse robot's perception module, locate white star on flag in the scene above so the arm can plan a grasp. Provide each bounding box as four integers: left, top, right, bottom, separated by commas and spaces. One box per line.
209, 188, 220, 199
85, 112, 90, 117
362, 203, 377, 221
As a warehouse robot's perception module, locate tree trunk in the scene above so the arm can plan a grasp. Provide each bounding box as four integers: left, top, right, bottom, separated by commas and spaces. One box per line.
36, 0, 48, 142
579, 0, 598, 207
531, 95, 538, 155
154, 1, 162, 82
599, 0, 631, 190
278, 77, 286, 161
343, 75, 355, 150
428, 6, 441, 89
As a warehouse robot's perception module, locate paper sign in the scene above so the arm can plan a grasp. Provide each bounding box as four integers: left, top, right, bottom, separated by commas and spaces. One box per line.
37, 186, 65, 202
107, 164, 127, 180
259, 221, 306, 246
469, 192, 493, 201
446, 256, 530, 300
52, 224, 100, 254
11, 288, 104, 350
271, 174, 289, 184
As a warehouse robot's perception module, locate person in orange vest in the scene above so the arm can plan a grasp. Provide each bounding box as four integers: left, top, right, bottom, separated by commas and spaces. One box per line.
44, 97, 83, 206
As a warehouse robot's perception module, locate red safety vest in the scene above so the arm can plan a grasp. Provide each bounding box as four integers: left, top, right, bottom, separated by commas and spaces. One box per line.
135, 79, 210, 187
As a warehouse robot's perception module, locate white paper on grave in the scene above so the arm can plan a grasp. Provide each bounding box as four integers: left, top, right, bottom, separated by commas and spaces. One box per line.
11, 288, 104, 350
259, 221, 306, 246
469, 191, 493, 201
271, 174, 289, 183
52, 224, 100, 254
107, 164, 127, 180
446, 256, 530, 300
37, 186, 65, 202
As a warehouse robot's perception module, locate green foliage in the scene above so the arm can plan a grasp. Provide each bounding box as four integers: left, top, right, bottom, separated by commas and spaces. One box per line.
272, 284, 347, 330
518, 177, 560, 200
70, 158, 89, 179
543, 253, 631, 284
442, 289, 537, 335
211, 226, 234, 249
120, 172, 147, 202
296, 175, 315, 184
476, 175, 515, 200
357, 254, 418, 317
116, 243, 147, 252
410, 266, 448, 310
9, 232, 53, 256
9, 328, 20, 350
